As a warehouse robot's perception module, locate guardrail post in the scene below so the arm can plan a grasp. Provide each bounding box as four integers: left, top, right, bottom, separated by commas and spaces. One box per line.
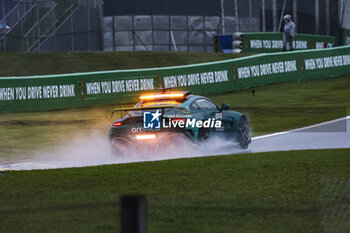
121, 195, 147, 233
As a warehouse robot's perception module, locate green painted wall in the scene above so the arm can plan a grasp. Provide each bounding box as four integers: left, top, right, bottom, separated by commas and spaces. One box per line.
0, 46, 349, 113
240, 32, 335, 53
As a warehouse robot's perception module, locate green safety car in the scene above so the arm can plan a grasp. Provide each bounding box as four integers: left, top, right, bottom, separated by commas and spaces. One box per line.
109, 90, 251, 154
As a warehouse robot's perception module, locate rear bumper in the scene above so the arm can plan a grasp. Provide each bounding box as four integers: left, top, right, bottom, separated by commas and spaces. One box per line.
109, 132, 196, 155
110, 132, 188, 146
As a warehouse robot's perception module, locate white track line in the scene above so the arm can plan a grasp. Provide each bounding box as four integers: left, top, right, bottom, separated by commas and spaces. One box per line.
252, 115, 350, 140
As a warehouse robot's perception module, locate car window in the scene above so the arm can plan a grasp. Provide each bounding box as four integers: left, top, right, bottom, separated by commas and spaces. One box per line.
194, 99, 218, 110
191, 102, 200, 110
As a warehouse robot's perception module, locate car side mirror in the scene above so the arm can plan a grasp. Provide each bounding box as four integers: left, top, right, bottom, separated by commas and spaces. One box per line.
221, 104, 230, 111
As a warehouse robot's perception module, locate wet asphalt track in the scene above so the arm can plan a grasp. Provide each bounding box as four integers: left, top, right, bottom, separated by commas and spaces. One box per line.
0, 116, 349, 171
248, 115, 349, 153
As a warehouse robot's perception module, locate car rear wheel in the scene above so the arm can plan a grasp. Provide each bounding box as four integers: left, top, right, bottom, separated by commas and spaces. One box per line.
238, 116, 251, 149
110, 137, 130, 156
198, 127, 210, 141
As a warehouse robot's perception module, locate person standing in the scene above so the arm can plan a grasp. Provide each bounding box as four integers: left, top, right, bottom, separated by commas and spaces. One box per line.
282, 14, 295, 51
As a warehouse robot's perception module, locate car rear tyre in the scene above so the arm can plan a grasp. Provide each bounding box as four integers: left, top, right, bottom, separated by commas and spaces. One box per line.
110, 137, 129, 156
238, 116, 251, 149
198, 127, 210, 141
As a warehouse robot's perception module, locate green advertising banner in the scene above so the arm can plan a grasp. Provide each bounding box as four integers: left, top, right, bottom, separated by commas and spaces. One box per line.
239, 32, 335, 53
0, 46, 349, 113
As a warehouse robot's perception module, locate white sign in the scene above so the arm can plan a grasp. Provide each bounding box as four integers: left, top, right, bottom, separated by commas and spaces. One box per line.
237, 60, 297, 79
304, 55, 350, 71
85, 78, 155, 96
163, 70, 229, 89
0, 85, 75, 101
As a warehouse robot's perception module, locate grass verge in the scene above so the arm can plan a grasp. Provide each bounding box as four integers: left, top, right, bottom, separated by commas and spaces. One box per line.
0, 51, 250, 76
1, 148, 350, 233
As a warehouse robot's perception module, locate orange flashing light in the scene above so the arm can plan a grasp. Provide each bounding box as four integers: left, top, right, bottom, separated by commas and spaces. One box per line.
142, 101, 181, 106
139, 93, 185, 100
136, 134, 156, 140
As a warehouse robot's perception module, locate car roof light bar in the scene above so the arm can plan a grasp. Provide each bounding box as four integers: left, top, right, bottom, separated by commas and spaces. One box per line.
139, 93, 185, 100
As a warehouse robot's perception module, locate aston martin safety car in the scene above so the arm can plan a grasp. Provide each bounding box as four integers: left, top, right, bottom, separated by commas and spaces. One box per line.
109, 90, 251, 154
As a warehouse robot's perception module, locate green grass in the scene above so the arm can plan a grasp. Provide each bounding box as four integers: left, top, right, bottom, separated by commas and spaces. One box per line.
0, 75, 349, 163
0, 51, 250, 76
1, 149, 350, 233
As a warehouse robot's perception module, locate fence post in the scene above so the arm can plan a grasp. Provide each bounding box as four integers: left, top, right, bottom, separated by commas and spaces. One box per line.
262, 0, 266, 32
234, 0, 239, 32
20, 0, 24, 51
37, 4, 40, 52
132, 16, 135, 51
278, 0, 287, 32
293, 0, 297, 33
325, 0, 330, 35
221, 0, 225, 34
1, 0, 5, 23
121, 195, 147, 233
70, 5, 74, 51
272, 0, 277, 32
3, 0, 6, 52
248, 0, 252, 31
315, 0, 320, 34
88, 6, 91, 50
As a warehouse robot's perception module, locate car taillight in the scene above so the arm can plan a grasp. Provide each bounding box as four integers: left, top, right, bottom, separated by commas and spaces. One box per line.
136, 134, 156, 140
113, 122, 122, 126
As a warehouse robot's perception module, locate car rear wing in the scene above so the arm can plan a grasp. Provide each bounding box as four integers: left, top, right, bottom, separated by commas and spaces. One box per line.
111, 105, 189, 117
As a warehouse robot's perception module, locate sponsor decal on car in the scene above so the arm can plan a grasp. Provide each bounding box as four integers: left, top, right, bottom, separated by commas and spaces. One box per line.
215, 113, 223, 119
131, 127, 160, 133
